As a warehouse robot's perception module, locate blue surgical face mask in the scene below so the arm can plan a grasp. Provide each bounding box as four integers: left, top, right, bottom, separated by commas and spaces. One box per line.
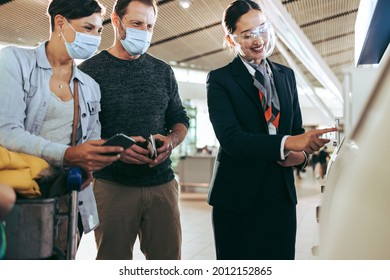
118, 20, 152, 56
61, 22, 101, 59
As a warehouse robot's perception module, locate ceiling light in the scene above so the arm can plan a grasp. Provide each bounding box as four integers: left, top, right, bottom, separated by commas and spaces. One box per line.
179, 0, 191, 9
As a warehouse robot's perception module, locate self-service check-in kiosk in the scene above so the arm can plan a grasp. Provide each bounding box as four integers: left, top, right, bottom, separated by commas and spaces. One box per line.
318, 48, 390, 259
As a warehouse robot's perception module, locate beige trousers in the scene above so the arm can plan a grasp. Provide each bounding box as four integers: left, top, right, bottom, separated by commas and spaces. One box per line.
93, 178, 181, 260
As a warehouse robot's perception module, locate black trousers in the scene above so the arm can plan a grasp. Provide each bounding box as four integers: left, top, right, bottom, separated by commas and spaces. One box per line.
212, 194, 296, 260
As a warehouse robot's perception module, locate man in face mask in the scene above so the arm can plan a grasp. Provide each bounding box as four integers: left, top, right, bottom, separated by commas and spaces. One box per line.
79, 0, 189, 260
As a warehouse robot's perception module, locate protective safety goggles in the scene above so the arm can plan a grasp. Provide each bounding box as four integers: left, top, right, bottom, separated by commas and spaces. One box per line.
232, 21, 273, 42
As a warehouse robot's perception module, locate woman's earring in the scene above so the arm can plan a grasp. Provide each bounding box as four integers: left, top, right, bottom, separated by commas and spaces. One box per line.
226, 35, 236, 47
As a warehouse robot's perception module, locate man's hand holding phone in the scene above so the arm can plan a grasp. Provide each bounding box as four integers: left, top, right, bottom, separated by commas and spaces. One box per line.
114, 134, 166, 166
101, 133, 136, 155
113, 135, 154, 165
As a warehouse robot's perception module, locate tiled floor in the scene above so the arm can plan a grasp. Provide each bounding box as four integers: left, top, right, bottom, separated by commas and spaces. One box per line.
76, 169, 323, 260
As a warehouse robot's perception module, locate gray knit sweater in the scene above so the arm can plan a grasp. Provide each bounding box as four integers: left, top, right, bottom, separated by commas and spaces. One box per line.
79, 51, 189, 186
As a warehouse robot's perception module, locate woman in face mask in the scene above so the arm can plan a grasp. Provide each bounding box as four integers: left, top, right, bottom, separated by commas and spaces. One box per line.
0, 0, 125, 254
0, 0, 124, 178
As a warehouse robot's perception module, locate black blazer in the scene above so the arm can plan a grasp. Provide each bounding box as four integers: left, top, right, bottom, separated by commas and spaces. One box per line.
207, 56, 305, 213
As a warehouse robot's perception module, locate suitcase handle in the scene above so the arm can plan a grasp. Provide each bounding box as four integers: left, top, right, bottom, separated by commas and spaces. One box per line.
66, 167, 83, 192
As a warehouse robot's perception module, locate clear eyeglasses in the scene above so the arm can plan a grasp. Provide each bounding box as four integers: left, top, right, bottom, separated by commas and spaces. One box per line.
232, 21, 273, 42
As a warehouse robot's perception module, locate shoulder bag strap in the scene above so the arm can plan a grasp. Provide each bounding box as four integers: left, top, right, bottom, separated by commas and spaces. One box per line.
71, 79, 80, 147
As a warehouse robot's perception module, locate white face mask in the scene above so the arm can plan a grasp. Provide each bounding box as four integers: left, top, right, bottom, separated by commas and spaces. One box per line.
61, 21, 101, 59
118, 19, 152, 56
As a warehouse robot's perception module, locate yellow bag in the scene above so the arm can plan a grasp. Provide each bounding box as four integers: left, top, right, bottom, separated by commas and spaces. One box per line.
0, 146, 50, 198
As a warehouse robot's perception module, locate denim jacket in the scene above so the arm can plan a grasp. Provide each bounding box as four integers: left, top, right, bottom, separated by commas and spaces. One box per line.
0, 42, 101, 167
0, 43, 101, 233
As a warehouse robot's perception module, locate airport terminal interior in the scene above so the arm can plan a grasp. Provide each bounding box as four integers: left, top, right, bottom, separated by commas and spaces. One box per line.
1, 0, 390, 260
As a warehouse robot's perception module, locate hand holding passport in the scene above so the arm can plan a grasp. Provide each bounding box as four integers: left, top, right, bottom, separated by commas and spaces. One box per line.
138, 134, 163, 159
102, 133, 164, 161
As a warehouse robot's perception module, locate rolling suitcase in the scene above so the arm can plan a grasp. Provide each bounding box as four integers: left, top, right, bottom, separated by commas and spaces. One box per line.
4, 167, 83, 260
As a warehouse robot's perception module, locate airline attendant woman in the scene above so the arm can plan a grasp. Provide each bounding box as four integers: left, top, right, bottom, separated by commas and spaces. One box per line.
207, 0, 337, 259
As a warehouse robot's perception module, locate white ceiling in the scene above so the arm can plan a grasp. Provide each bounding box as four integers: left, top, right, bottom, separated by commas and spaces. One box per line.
0, 0, 362, 126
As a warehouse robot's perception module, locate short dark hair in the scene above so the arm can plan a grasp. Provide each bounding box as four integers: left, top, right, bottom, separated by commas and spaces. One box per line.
47, 0, 106, 31
113, 0, 158, 19
223, 0, 262, 34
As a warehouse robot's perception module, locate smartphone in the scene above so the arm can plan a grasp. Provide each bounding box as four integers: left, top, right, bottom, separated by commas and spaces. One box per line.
102, 133, 136, 155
